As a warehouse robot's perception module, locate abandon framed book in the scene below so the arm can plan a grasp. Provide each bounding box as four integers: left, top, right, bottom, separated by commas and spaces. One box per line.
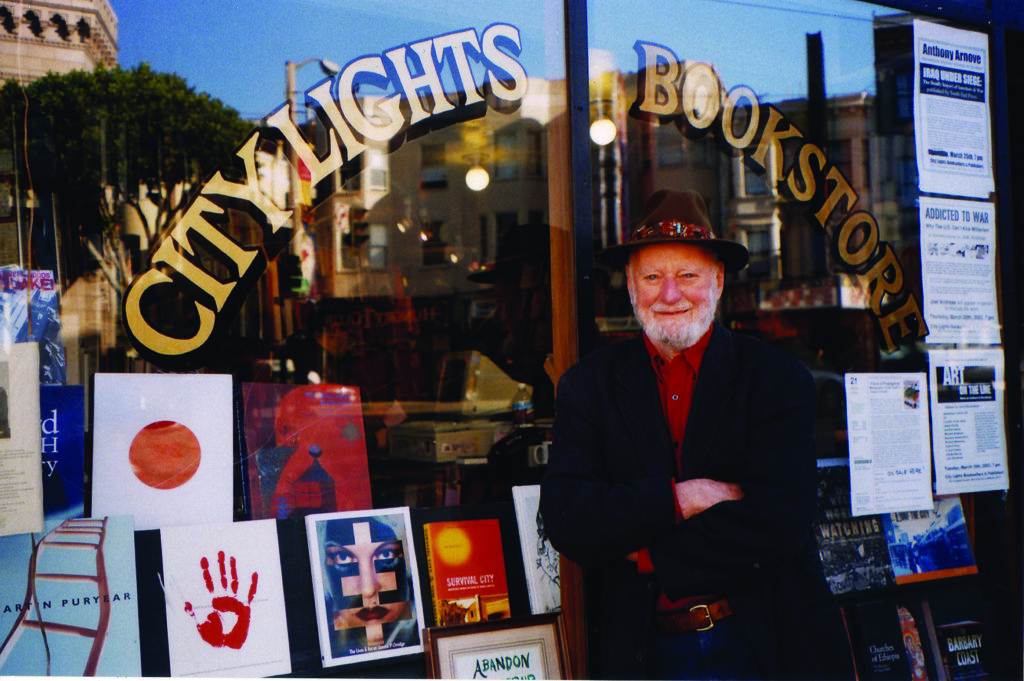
424, 613, 568, 680
305, 507, 426, 667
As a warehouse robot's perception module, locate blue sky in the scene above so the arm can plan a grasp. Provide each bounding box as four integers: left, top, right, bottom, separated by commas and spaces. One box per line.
110, 0, 898, 120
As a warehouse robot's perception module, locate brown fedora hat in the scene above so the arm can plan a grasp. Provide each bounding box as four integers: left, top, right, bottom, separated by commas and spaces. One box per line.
601, 189, 749, 273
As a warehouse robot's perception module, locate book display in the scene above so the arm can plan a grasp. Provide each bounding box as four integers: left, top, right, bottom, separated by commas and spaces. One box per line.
160, 519, 292, 677
423, 518, 511, 626
511, 485, 560, 614
39, 385, 85, 523
0, 343, 43, 537
0, 515, 142, 676
91, 374, 234, 531
305, 507, 426, 667
815, 459, 895, 594
241, 383, 371, 520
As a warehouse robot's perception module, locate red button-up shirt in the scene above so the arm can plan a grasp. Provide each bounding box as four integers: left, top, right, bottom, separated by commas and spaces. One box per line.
635, 327, 719, 612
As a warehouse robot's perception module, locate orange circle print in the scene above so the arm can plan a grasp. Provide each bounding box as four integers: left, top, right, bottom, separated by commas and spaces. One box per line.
129, 420, 201, 489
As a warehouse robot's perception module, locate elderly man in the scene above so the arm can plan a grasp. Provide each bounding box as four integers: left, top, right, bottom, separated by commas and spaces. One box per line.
541, 190, 848, 680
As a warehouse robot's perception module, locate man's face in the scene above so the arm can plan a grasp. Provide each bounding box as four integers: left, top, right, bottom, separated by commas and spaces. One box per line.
626, 242, 724, 353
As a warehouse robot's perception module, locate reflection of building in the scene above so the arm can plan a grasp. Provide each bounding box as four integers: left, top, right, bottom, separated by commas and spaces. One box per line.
0, 1, 117, 83
306, 77, 561, 302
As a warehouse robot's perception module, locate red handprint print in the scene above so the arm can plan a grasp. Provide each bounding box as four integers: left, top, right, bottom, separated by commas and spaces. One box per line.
184, 551, 259, 649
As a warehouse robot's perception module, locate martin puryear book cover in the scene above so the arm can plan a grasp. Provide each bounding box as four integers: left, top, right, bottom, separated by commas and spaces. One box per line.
423, 519, 510, 626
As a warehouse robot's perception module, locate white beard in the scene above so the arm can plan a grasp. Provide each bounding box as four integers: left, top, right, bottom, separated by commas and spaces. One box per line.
629, 283, 719, 352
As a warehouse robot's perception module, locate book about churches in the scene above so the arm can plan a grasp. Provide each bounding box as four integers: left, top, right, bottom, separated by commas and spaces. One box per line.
814, 459, 895, 594
423, 518, 511, 626
241, 383, 371, 520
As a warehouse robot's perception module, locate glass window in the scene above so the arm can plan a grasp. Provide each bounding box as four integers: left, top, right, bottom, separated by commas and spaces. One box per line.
587, 0, 1013, 674
3, 0, 569, 532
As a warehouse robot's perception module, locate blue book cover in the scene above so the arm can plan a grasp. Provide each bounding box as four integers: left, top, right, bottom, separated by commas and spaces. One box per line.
40, 385, 85, 523
882, 496, 978, 584
0, 515, 141, 676
0, 268, 65, 385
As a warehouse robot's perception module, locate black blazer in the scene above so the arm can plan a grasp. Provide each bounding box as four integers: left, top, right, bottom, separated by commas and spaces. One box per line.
541, 324, 852, 679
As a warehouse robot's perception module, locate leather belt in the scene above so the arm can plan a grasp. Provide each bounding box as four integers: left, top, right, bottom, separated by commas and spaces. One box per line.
654, 598, 733, 633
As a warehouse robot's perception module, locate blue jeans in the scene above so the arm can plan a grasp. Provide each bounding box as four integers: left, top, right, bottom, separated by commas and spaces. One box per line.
650, 614, 761, 680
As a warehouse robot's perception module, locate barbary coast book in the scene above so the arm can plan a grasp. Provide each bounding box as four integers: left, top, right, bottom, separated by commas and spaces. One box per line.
423, 518, 511, 626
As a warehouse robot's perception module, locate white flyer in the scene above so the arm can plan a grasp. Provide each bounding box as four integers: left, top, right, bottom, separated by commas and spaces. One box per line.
929, 348, 1008, 493
920, 197, 999, 344
913, 19, 994, 198
0, 343, 42, 536
844, 373, 933, 516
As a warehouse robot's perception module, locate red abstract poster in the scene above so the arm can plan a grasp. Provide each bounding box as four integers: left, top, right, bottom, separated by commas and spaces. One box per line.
242, 384, 371, 519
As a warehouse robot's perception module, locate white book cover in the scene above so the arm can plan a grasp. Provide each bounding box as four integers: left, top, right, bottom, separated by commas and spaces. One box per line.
0, 342, 42, 536
160, 519, 291, 677
305, 507, 425, 667
512, 485, 561, 614
91, 373, 233, 530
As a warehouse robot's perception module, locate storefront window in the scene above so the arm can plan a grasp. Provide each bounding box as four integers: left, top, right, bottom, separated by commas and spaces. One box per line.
0, 0, 571, 676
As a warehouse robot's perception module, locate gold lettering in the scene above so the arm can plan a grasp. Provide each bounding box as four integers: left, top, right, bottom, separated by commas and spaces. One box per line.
266, 103, 343, 185
750, 107, 802, 184
814, 166, 858, 230
152, 239, 234, 311
124, 269, 216, 357
385, 40, 456, 124
635, 42, 682, 117
680, 62, 720, 129
168, 197, 259, 282
203, 133, 292, 233
336, 57, 405, 143
879, 296, 928, 352
721, 86, 760, 149
861, 245, 903, 314
837, 211, 879, 267
786, 143, 826, 201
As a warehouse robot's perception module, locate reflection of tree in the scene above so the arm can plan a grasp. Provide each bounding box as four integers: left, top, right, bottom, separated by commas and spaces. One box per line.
0, 67, 249, 295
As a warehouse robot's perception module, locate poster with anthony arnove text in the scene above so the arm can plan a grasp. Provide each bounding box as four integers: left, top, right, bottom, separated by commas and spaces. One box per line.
844, 373, 933, 516
913, 19, 994, 198
920, 197, 998, 345
929, 348, 1008, 494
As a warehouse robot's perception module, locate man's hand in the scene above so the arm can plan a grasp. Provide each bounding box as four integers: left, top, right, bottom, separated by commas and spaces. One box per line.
675, 478, 743, 519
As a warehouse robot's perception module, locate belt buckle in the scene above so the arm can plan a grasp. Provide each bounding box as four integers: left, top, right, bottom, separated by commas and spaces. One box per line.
689, 603, 714, 632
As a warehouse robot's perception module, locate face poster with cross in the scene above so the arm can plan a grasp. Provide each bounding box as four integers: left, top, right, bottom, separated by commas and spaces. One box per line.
305, 507, 425, 666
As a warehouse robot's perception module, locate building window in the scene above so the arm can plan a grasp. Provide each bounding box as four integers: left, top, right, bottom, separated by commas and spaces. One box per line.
367, 224, 388, 270
365, 149, 389, 192
421, 220, 446, 265
420, 143, 447, 189
494, 128, 518, 180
